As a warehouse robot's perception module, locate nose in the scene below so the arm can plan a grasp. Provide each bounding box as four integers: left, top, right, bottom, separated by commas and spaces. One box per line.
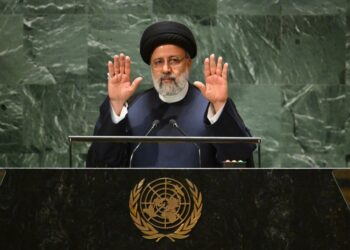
162, 61, 171, 73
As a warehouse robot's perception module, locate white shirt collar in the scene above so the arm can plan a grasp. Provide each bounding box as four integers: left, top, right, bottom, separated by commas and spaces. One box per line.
157, 81, 189, 103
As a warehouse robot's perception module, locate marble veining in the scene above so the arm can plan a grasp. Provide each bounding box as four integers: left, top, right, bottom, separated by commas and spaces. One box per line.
0, 0, 349, 167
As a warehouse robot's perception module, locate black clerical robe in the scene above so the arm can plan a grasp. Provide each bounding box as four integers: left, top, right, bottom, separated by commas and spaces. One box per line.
86, 84, 255, 167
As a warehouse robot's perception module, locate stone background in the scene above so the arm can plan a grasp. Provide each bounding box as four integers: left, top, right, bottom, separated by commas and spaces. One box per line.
0, 0, 349, 167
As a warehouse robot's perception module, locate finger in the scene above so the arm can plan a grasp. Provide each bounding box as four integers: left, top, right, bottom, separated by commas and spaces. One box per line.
114, 55, 120, 74
119, 53, 125, 74
108, 61, 114, 78
209, 54, 216, 75
216, 56, 223, 76
131, 77, 143, 92
125, 56, 131, 76
204, 58, 210, 78
193, 81, 206, 95
222, 62, 229, 80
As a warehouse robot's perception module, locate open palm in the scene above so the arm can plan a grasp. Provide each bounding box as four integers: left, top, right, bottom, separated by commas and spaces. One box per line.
107, 53, 143, 114
194, 54, 229, 113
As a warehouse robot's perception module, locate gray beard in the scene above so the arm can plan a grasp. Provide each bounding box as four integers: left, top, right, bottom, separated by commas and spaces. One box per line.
152, 70, 189, 96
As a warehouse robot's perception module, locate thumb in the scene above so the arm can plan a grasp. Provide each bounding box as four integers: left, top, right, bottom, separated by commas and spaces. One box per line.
131, 77, 143, 91
193, 81, 206, 94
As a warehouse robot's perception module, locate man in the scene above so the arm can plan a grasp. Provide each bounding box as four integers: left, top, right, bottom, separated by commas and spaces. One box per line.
86, 21, 255, 168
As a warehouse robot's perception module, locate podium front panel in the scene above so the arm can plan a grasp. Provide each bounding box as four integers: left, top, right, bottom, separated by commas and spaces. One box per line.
0, 169, 349, 249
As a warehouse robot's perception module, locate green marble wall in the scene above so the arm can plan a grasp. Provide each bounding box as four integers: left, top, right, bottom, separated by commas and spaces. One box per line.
0, 0, 349, 167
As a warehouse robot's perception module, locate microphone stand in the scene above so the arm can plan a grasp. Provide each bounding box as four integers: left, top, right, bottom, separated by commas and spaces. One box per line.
129, 120, 159, 168
169, 119, 202, 168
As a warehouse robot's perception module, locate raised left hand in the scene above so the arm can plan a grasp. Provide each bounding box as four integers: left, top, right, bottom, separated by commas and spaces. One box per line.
194, 54, 229, 113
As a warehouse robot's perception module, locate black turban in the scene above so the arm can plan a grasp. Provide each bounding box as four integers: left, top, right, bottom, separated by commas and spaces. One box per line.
140, 21, 197, 64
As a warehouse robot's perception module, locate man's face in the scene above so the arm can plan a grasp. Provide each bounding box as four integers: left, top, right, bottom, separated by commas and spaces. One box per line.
150, 44, 192, 96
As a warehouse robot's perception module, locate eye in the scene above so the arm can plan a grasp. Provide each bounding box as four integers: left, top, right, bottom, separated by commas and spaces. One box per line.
169, 57, 180, 65
153, 59, 163, 66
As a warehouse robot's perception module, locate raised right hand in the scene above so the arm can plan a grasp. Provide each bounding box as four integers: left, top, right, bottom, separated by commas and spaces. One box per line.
107, 53, 143, 115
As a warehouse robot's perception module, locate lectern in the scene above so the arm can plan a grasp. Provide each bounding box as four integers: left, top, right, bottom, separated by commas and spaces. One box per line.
68, 135, 262, 167
0, 169, 349, 249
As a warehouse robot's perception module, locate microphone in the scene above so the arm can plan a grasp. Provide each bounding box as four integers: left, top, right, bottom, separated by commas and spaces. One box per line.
129, 119, 160, 168
169, 119, 202, 168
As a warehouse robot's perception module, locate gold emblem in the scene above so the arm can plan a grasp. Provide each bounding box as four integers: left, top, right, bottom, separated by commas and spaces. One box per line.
129, 177, 203, 242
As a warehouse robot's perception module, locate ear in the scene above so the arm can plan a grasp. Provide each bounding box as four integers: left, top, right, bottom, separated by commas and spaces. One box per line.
187, 58, 192, 69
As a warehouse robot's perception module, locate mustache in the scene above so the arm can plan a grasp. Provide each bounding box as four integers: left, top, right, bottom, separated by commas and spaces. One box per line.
159, 74, 176, 81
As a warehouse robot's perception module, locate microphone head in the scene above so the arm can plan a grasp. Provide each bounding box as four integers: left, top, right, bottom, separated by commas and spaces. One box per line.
152, 119, 160, 127
169, 119, 177, 127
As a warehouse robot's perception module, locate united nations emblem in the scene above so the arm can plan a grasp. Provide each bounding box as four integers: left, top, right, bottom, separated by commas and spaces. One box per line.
129, 177, 203, 242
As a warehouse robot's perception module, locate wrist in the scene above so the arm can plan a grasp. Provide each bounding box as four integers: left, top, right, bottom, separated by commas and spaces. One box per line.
211, 100, 226, 114
110, 99, 126, 115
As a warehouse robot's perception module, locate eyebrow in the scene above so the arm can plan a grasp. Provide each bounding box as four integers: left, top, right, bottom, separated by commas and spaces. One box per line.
152, 55, 185, 60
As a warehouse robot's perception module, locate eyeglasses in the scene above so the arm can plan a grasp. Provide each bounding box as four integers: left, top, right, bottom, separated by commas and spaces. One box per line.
151, 56, 187, 69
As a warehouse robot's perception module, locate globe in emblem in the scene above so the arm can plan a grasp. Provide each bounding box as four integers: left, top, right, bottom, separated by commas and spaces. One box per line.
139, 177, 192, 230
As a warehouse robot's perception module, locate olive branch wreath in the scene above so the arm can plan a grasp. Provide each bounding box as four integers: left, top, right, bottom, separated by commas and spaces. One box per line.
129, 178, 203, 242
